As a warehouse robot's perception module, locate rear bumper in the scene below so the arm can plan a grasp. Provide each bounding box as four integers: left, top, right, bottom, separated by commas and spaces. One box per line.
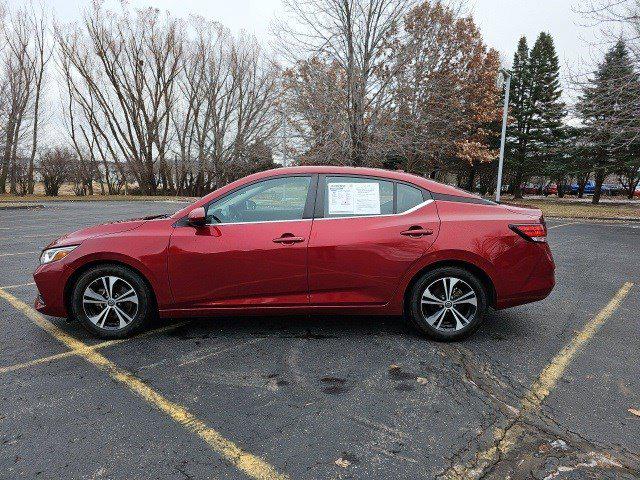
495, 281, 555, 309
495, 242, 555, 309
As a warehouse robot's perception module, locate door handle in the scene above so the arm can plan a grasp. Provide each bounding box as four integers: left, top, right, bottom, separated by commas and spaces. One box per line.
273, 234, 305, 244
400, 226, 433, 237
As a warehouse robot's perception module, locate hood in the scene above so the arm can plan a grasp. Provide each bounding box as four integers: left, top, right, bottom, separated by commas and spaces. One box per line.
46, 219, 147, 248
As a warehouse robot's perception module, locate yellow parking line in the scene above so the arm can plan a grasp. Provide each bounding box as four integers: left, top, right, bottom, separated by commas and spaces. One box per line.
523, 281, 633, 410
0, 251, 38, 257
0, 322, 189, 374
445, 281, 634, 479
0, 288, 288, 480
0, 281, 36, 290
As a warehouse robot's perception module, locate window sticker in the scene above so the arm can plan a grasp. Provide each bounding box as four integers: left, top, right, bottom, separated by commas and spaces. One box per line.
328, 182, 381, 215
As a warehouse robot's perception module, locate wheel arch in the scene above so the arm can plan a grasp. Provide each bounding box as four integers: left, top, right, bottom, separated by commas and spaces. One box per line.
402, 259, 496, 314
64, 259, 159, 314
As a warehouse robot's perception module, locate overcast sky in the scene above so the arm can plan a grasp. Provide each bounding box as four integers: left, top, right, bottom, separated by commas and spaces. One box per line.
43, 0, 607, 104
45, 1, 603, 67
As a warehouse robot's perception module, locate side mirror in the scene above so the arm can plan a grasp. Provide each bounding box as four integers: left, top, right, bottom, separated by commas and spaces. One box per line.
187, 206, 207, 227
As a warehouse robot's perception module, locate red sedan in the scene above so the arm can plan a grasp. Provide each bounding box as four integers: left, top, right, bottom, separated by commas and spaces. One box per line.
34, 166, 555, 340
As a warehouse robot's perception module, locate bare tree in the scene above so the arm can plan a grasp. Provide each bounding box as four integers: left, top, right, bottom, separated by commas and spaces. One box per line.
56, 4, 184, 195
26, 2, 52, 194
0, 2, 51, 195
282, 58, 351, 164
0, 6, 36, 193
39, 146, 74, 196
275, 0, 414, 165
173, 19, 280, 195
386, 1, 501, 180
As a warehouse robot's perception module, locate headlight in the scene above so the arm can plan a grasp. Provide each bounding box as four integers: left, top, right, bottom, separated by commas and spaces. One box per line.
40, 245, 78, 264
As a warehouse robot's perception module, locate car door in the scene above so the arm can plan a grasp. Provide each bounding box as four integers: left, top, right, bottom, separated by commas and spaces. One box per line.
307, 175, 440, 306
168, 175, 316, 309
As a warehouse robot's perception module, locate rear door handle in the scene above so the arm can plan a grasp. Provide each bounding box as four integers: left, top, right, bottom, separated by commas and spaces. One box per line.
400, 227, 433, 237
273, 234, 305, 244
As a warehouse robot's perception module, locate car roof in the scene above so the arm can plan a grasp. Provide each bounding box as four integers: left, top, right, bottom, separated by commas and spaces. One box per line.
173, 165, 481, 218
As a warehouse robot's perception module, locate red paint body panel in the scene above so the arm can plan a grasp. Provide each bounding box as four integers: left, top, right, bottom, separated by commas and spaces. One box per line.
168, 221, 312, 308
33, 166, 555, 321
307, 201, 440, 306
34, 219, 174, 317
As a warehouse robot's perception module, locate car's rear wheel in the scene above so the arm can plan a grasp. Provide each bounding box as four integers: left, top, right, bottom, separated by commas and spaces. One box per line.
70, 264, 153, 338
407, 266, 487, 341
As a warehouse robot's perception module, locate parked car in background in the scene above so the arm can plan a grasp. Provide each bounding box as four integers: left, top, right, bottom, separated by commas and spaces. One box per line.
34, 166, 555, 341
569, 181, 626, 196
602, 183, 624, 196
543, 183, 572, 196
544, 183, 558, 196
521, 183, 543, 195
570, 181, 596, 195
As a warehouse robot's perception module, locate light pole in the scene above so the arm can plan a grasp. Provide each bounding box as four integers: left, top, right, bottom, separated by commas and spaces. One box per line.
495, 68, 511, 203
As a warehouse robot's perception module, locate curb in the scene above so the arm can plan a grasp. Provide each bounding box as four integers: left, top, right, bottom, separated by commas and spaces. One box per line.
0, 204, 45, 211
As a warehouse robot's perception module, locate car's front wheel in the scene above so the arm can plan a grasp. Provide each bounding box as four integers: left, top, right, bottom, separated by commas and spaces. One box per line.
70, 264, 153, 338
407, 266, 487, 341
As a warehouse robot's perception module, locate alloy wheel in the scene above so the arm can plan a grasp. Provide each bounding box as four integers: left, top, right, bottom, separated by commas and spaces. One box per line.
82, 275, 139, 330
420, 277, 478, 332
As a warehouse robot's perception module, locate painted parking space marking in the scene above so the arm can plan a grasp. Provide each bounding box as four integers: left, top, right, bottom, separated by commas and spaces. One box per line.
0, 288, 289, 480
0, 321, 190, 375
0, 251, 38, 257
0, 281, 36, 290
0, 225, 48, 230
0, 233, 54, 240
444, 281, 634, 479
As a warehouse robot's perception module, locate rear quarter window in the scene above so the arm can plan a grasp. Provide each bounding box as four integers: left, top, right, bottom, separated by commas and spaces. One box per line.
397, 183, 425, 213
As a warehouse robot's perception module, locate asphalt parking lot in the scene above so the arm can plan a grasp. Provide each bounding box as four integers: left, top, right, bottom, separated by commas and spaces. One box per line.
1, 202, 639, 480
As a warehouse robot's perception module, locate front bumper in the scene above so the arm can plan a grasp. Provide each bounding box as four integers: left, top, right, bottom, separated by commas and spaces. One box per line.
33, 261, 70, 317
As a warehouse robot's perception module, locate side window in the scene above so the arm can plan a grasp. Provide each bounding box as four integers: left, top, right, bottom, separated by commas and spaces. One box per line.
206, 176, 311, 224
397, 183, 425, 213
324, 176, 393, 217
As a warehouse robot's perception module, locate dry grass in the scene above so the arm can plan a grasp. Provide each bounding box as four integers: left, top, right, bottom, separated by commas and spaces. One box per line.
505, 198, 640, 220
0, 182, 196, 202
0, 194, 195, 203
2, 190, 638, 220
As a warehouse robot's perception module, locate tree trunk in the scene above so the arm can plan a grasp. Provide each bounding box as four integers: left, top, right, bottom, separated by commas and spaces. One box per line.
577, 177, 587, 198
466, 163, 477, 192
513, 170, 524, 199
0, 117, 16, 194
555, 176, 564, 198
592, 169, 606, 204
9, 133, 20, 195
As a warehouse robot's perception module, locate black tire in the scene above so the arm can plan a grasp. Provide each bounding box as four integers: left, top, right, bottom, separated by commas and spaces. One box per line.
406, 266, 487, 341
70, 264, 153, 339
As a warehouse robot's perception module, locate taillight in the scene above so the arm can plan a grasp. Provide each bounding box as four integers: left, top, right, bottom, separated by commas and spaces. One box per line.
510, 223, 547, 242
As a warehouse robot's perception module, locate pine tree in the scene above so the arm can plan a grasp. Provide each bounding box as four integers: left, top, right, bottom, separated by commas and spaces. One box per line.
529, 32, 566, 175
577, 40, 640, 203
506, 33, 565, 198
506, 36, 532, 197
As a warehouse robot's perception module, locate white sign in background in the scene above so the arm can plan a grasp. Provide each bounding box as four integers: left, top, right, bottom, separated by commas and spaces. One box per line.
327, 182, 380, 215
